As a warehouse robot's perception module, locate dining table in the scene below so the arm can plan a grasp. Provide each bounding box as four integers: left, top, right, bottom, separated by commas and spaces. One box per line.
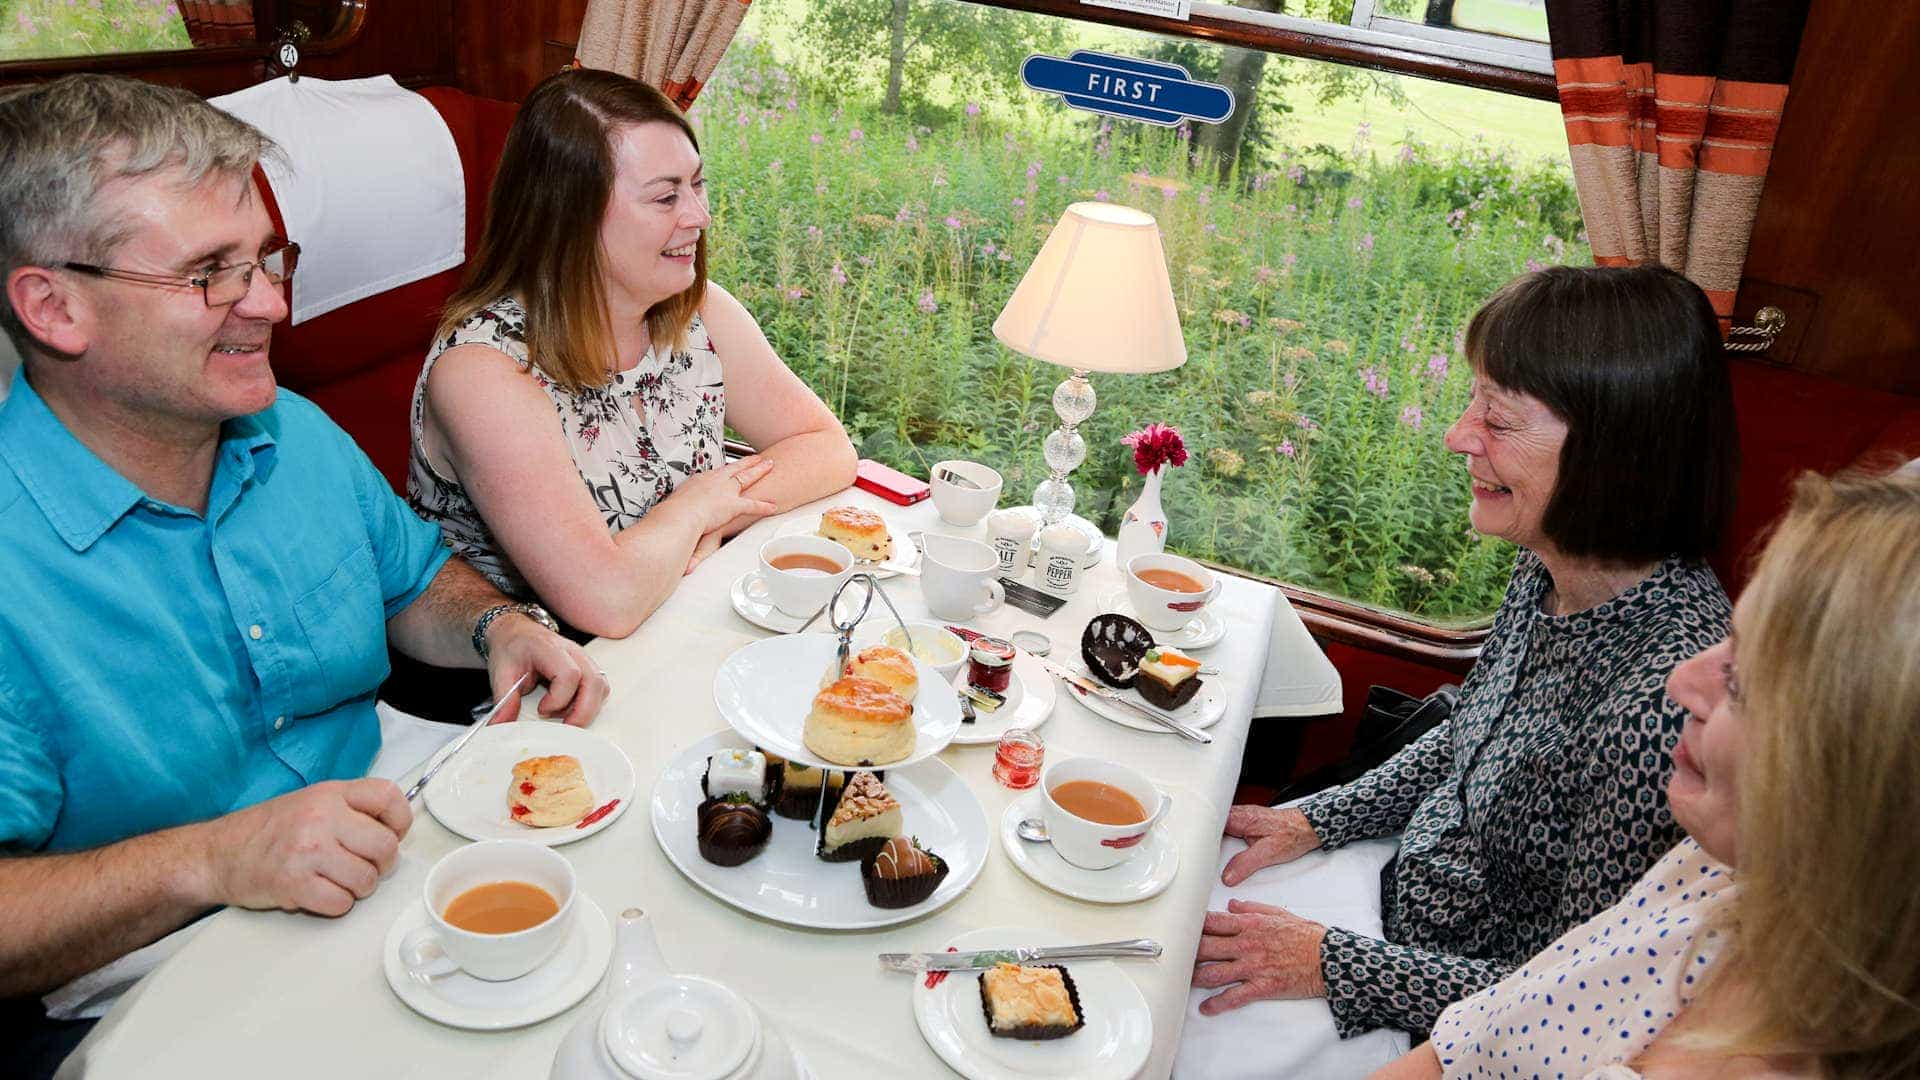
64, 487, 1342, 1079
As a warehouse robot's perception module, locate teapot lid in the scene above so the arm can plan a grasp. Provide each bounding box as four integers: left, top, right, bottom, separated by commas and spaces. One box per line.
602, 975, 759, 1080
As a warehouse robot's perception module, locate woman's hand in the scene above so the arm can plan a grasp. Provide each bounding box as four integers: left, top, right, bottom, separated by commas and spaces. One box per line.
661, 455, 778, 536
1192, 899, 1329, 1014
1221, 805, 1321, 885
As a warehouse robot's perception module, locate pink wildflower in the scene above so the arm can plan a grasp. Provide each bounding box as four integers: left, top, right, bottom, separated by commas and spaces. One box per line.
1011, 197, 1026, 208
829, 263, 848, 286
1427, 353, 1449, 380
944, 216, 962, 229
1094, 191, 1110, 201
965, 102, 981, 117
1362, 367, 1390, 398
1358, 233, 1375, 253
1526, 258, 1546, 272
1400, 405, 1424, 430
785, 287, 807, 300
905, 135, 919, 152
981, 243, 997, 256
809, 132, 823, 145
1347, 195, 1363, 210
848, 128, 864, 142
1277, 439, 1297, 458
917, 290, 938, 314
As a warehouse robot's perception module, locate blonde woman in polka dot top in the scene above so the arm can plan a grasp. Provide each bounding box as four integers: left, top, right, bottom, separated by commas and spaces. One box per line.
1372, 469, 1920, 1080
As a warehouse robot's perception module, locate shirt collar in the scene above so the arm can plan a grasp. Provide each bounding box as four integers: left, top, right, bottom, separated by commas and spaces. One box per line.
0, 375, 279, 552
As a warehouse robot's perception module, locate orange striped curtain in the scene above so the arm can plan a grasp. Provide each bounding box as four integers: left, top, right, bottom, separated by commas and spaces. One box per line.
575, 0, 752, 110
1545, 2, 1811, 321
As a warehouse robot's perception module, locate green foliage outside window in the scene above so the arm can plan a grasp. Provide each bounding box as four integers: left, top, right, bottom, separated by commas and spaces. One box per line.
701, 3, 1584, 623
1, 0, 191, 60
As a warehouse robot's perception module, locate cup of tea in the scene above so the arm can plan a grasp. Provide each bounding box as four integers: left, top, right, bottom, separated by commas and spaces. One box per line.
1123, 552, 1223, 632
929, 460, 1003, 527
1038, 757, 1172, 870
919, 534, 1005, 620
400, 840, 576, 981
754, 536, 855, 618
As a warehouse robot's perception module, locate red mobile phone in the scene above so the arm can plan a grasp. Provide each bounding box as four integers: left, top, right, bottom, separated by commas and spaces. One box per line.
854, 458, 931, 505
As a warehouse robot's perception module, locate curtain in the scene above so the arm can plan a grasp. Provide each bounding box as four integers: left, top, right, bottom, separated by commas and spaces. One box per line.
1545, 1, 1812, 320
176, 0, 256, 47
575, 0, 752, 110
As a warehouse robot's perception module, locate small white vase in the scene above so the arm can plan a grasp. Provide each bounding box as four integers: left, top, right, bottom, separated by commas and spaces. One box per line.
1115, 466, 1168, 570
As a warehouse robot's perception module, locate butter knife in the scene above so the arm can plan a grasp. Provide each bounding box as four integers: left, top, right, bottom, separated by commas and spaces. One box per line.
403, 673, 529, 802
878, 939, 1162, 973
1032, 654, 1213, 744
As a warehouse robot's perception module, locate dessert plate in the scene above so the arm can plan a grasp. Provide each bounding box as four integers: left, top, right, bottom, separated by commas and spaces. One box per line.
912, 925, 1153, 1080
713, 633, 963, 769
382, 893, 612, 1030
999, 792, 1178, 904
423, 720, 636, 845
730, 570, 881, 635
946, 650, 1057, 746
1064, 672, 1229, 735
651, 730, 988, 931
772, 512, 922, 573
1094, 588, 1227, 650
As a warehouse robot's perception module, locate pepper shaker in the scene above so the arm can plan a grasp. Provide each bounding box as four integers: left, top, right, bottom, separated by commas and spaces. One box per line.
1033, 523, 1086, 597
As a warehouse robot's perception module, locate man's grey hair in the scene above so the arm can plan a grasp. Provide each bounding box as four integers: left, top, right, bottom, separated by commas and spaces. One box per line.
0, 74, 280, 353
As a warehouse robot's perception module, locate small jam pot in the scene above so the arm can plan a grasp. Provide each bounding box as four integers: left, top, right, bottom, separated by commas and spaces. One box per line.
966, 635, 1015, 694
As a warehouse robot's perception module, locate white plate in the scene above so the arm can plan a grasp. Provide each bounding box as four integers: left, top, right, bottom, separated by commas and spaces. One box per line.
730, 570, 882, 635
911, 925, 1153, 1080
947, 651, 1057, 746
713, 634, 963, 769
1094, 588, 1227, 650
651, 730, 988, 931
1064, 673, 1228, 734
773, 512, 922, 573
382, 893, 612, 1030
999, 792, 1178, 904
423, 721, 636, 844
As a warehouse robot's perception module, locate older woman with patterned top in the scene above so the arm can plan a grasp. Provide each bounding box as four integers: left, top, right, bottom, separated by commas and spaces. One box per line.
1190, 266, 1739, 1049
1373, 467, 1920, 1080
408, 69, 855, 640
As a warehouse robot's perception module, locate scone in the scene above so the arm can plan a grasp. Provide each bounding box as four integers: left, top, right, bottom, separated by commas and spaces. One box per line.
509, 754, 595, 827
847, 646, 918, 699
818, 506, 892, 561
803, 676, 916, 766
819, 770, 902, 862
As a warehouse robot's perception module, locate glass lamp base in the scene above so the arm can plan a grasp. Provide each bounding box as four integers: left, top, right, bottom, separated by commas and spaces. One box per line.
1003, 506, 1104, 569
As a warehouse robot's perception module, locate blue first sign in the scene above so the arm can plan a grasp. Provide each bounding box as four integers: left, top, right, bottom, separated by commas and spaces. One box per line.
1020, 50, 1235, 127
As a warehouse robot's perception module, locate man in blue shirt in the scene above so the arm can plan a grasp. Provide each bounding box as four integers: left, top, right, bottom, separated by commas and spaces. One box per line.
0, 74, 609, 1032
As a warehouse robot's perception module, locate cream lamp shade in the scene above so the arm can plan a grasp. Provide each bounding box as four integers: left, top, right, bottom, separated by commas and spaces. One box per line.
992, 202, 1187, 374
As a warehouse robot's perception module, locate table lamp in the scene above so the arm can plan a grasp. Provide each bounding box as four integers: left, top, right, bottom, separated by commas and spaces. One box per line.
992, 201, 1187, 559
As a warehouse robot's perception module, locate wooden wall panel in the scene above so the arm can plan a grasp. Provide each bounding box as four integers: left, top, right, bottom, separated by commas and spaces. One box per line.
1738, 0, 1920, 396
453, 0, 589, 103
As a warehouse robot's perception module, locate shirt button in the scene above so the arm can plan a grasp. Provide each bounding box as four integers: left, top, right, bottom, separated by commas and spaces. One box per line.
249, 625, 264, 640
273, 716, 285, 731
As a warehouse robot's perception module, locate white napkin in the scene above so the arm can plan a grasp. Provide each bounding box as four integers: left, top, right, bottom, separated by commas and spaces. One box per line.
210, 75, 465, 325
1174, 805, 1409, 1079
41, 704, 457, 1021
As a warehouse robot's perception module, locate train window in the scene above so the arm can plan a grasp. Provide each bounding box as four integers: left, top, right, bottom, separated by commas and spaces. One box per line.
1, 0, 192, 60
698, 0, 1581, 627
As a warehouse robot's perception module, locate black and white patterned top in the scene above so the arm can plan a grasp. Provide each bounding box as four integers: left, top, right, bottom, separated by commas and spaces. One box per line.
406, 295, 726, 599
1298, 550, 1731, 1038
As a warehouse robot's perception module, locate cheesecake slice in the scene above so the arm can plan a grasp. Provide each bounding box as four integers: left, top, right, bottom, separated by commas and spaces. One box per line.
819, 770, 902, 862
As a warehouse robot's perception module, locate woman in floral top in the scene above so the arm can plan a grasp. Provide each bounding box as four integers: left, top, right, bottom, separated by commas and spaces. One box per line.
408, 69, 854, 638
1188, 267, 1739, 1062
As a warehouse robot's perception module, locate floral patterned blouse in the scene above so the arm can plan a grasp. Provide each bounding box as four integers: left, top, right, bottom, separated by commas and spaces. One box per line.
1298, 550, 1731, 1038
407, 295, 726, 599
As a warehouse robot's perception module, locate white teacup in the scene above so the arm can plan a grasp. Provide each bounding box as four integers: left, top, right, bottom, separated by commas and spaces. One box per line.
755, 536, 855, 618
1039, 757, 1173, 870
1124, 552, 1223, 632
929, 460, 1003, 527
401, 840, 576, 982
920, 534, 1004, 620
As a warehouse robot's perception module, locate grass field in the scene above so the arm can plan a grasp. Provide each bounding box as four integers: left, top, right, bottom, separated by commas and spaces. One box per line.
0, 0, 189, 60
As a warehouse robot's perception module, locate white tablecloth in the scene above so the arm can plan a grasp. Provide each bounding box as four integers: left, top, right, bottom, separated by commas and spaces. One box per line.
65, 489, 1341, 1079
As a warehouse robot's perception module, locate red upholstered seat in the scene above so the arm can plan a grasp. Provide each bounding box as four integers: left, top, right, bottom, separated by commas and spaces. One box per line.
262, 85, 519, 493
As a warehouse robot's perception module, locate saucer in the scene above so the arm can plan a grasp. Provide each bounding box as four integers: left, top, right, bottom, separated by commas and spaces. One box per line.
998, 792, 1178, 904
912, 925, 1152, 1079
947, 649, 1058, 746
1094, 588, 1226, 650
730, 570, 886, 634
382, 893, 612, 1030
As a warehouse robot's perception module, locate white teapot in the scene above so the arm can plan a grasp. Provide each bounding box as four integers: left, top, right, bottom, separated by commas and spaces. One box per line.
552, 908, 805, 1080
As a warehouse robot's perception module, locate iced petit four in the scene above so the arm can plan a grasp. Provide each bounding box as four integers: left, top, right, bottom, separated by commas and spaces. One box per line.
804, 676, 916, 766
696, 793, 771, 866
861, 835, 949, 908
1136, 646, 1203, 709
772, 759, 845, 819
819, 770, 901, 862
978, 963, 1084, 1040
508, 754, 594, 827
701, 747, 769, 804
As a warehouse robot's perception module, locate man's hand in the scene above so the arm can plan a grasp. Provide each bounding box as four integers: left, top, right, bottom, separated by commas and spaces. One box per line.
483, 614, 609, 726
1191, 899, 1329, 1015
1221, 804, 1321, 885
197, 779, 411, 917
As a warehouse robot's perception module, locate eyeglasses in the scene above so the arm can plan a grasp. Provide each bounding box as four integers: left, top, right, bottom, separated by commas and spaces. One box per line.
63, 237, 300, 308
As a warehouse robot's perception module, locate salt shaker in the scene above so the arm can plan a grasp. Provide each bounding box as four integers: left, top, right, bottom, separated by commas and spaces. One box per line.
1033, 522, 1086, 597
986, 508, 1037, 576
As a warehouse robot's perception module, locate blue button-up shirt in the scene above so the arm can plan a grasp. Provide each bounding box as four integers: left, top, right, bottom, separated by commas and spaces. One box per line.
0, 378, 451, 852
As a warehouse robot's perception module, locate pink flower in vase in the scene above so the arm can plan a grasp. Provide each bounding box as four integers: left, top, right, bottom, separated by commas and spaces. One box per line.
1120, 423, 1189, 475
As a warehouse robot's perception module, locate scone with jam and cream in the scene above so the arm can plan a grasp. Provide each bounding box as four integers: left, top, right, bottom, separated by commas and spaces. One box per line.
509, 754, 595, 827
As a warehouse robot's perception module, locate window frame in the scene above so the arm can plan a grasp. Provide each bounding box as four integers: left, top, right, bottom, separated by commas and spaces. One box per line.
1342, 0, 1553, 72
